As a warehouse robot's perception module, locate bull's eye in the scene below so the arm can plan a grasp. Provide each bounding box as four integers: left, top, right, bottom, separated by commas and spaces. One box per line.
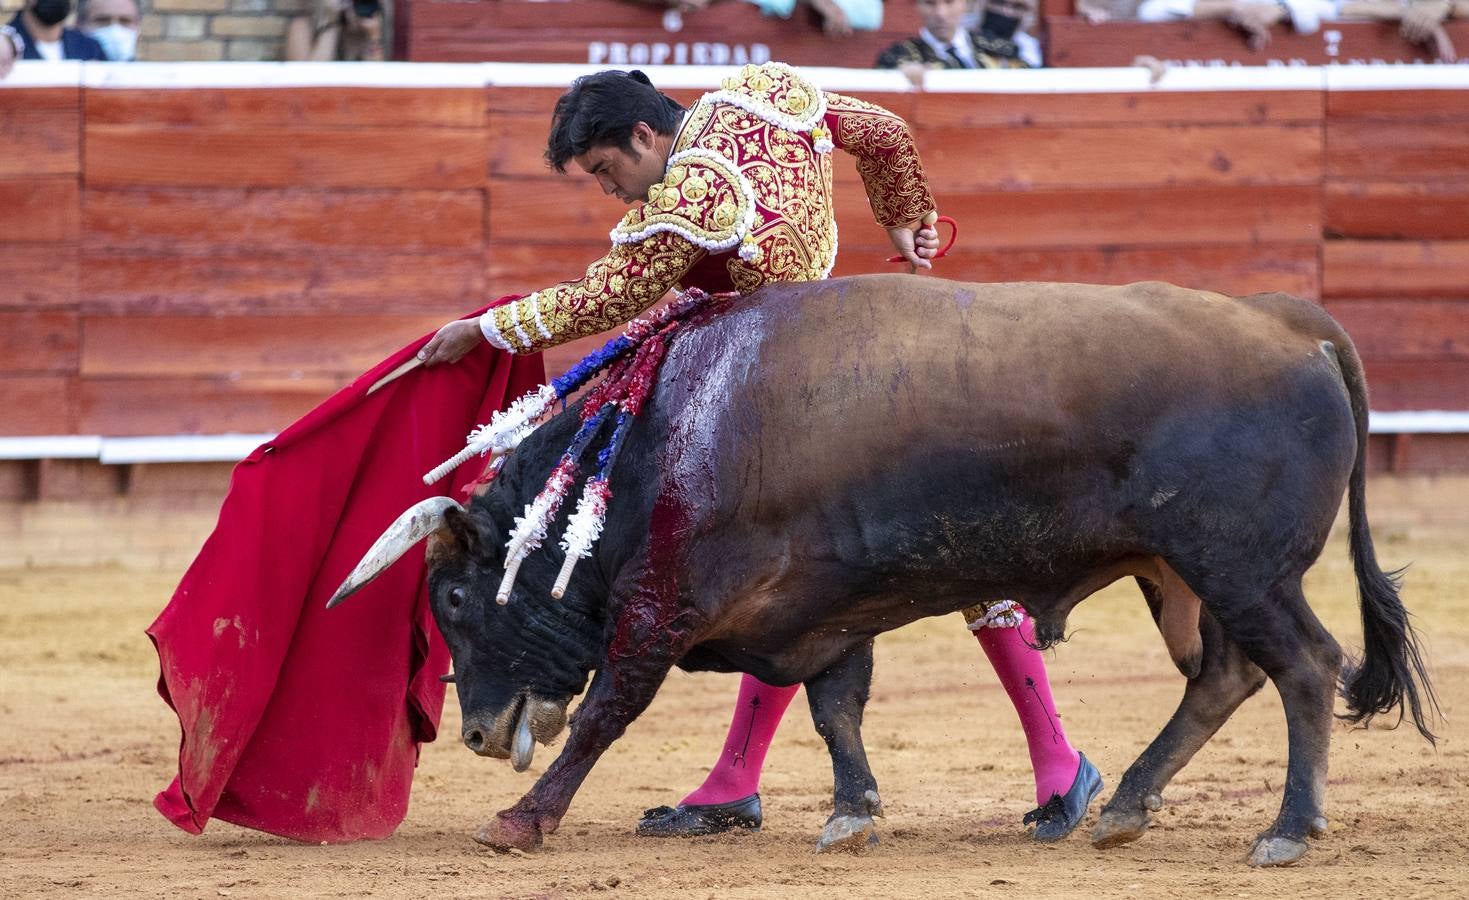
448, 586, 466, 609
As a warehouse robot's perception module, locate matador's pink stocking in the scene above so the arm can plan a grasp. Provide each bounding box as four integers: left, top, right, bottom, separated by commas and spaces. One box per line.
680, 674, 800, 806
974, 614, 1082, 805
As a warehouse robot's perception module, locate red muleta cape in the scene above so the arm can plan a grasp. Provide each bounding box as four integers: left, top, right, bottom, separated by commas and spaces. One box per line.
148, 299, 545, 842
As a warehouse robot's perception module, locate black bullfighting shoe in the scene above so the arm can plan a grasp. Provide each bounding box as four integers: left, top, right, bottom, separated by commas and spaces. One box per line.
636, 794, 762, 837
1023, 753, 1104, 843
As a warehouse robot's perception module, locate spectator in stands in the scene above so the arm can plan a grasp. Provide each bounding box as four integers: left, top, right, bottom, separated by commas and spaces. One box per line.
1136, 0, 1333, 49
77, 0, 141, 62
2, 0, 108, 70
1337, 0, 1466, 62
623, 0, 882, 36
1138, 0, 1464, 59
754, 0, 885, 35
876, 0, 1038, 86
285, 0, 386, 61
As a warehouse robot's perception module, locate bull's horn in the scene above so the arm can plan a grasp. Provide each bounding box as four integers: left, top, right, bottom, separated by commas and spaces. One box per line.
327, 496, 464, 609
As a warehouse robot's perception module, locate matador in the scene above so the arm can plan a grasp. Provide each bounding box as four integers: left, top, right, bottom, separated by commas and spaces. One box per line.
418, 62, 1102, 842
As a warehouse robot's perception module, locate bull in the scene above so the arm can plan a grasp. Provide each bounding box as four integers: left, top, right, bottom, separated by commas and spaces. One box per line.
332, 274, 1435, 866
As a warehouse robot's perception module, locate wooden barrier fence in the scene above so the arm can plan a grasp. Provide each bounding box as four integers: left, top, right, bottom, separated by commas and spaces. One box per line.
1, 63, 1467, 478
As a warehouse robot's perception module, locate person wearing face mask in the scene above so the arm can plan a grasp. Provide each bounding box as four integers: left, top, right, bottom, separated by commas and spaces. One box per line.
2, 0, 108, 70
876, 0, 1042, 83
78, 0, 142, 62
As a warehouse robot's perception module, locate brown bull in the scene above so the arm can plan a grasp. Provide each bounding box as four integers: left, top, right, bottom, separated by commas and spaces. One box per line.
334, 274, 1436, 866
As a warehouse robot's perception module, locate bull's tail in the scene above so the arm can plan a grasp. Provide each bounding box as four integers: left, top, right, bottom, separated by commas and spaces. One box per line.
1332, 334, 1440, 742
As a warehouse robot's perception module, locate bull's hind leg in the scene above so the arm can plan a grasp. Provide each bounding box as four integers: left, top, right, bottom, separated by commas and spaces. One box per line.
1188, 576, 1343, 866
806, 639, 884, 853
1093, 592, 1266, 849
1232, 580, 1341, 866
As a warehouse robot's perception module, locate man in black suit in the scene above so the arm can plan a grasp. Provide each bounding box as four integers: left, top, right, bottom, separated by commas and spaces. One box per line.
876, 0, 1037, 76
2, 0, 108, 71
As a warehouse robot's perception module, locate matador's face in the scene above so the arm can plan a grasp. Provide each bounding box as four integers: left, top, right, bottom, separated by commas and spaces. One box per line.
574, 121, 671, 206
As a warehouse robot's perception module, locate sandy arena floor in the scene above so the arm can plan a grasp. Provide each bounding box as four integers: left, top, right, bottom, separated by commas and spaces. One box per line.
1, 525, 1465, 898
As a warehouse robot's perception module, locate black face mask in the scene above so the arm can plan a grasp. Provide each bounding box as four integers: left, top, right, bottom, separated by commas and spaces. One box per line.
31, 0, 73, 26
981, 11, 1022, 39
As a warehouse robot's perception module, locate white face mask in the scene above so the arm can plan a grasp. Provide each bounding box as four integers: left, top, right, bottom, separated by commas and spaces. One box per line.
89, 23, 138, 61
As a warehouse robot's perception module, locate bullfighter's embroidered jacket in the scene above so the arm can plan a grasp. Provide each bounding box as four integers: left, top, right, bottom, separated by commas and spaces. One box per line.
480, 61, 937, 354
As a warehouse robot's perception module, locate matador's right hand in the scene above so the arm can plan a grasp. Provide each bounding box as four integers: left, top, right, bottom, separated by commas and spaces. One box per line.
418, 318, 484, 366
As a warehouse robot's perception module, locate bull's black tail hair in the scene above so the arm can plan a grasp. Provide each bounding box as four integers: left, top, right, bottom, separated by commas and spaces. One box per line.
1333, 334, 1440, 743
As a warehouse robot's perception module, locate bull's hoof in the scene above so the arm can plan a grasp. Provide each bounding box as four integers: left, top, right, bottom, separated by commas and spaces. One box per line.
1246, 834, 1309, 867
1090, 807, 1151, 849
816, 814, 878, 853
474, 814, 544, 852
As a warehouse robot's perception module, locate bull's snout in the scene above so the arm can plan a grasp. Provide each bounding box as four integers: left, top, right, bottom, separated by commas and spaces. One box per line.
461, 723, 498, 756
460, 696, 569, 770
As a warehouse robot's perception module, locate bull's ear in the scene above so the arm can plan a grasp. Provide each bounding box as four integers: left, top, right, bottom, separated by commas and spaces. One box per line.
443, 505, 487, 559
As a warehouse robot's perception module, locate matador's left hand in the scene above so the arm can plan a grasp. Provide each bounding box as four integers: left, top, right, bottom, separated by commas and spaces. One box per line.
419, 318, 484, 365
887, 212, 942, 273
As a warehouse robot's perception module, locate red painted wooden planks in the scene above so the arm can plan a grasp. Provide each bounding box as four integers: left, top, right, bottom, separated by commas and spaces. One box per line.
486, 242, 611, 295
85, 126, 490, 189
78, 253, 485, 316
0, 245, 77, 311
0, 179, 79, 244
0, 86, 79, 115
488, 113, 561, 179
1328, 120, 1469, 180
915, 123, 1321, 190
0, 376, 74, 434
0, 108, 81, 179
839, 184, 1322, 249
77, 376, 336, 435
85, 188, 484, 253
85, 88, 487, 129
1325, 182, 1469, 240
912, 90, 1323, 128
80, 315, 449, 377
1324, 299, 1469, 358
837, 245, 1320, 298
1357, 359, 1469, 410
0, 312, 79, 374
1327, 90, 1469, 122
1323, 241, 1469, 298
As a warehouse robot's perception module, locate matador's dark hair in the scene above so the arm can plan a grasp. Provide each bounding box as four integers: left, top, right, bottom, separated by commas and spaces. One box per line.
545, 70, 686, 174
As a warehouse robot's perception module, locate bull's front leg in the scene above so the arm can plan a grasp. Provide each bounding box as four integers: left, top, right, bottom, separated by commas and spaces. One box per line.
806, 639, 884, 853
475, 601, 706, 851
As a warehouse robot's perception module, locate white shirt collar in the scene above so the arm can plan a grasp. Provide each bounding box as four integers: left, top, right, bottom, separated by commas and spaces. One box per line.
918, 27, 975, 67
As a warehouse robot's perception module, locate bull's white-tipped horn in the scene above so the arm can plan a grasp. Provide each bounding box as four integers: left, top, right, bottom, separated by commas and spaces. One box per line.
327, 495, 464, 609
